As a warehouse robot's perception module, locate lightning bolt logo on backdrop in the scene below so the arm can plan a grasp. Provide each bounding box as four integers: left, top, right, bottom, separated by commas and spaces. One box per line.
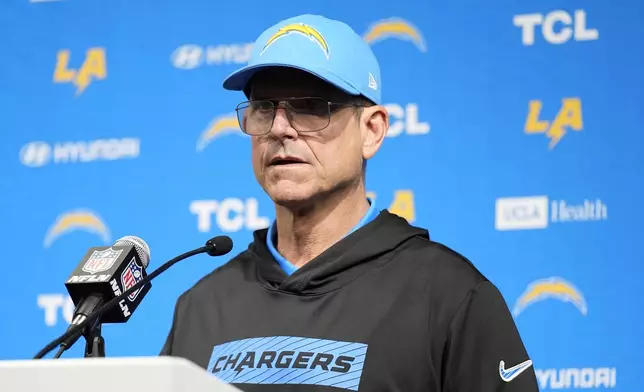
363, 18, 427, 52
261, 23, 330, 59
196, 114, 245, 152
207, 336, 368, 390
53, 48, 107, 96
513, 276, 588, 317
44, 209, 111, 248
524, 98, 583, 149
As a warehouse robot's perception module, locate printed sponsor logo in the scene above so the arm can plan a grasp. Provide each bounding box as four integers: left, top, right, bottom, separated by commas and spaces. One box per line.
54, 48, 107, 95
171, 44, 253, 69
37, 294, 74, 327
514, 10, 599, 46
19, 141, 51, 167
495, 196, 548, 230
500, 359, 534, 382
197, 113, 245, 152
363, 18, 427, 52
535, 367, 616, 389
190, 198, 269, 233
121, 257, 144, 302
368, 73, 377, 90
513, 277, 587, 317
495, 196, 607, 231
383, 103, 430, 137
525, 98, 582, 149
81, 248, 123, 274
207, 336, 368, 391
261, 23, 329, 59
20, 138, 140, 168
44, 209, 110, 248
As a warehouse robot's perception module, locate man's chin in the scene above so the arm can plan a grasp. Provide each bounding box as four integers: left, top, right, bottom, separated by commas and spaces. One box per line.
266, 183, 319, 208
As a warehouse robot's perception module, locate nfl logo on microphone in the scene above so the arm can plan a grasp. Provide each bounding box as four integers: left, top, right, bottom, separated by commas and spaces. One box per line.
121, 257, 144, 302
82, 248, 124, 274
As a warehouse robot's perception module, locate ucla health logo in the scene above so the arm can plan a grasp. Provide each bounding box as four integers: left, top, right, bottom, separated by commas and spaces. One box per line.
196, 113, 245, 152
207, 336, 368, 390
495, 195, 607, 231
44, 209, 111, 248
363, 18, 427, 52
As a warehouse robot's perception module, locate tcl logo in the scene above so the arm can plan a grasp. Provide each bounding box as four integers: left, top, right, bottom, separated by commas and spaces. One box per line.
38, 294, 74, 327
383, 103, 430, 137
514, 10, 599, 46
190, 198, 270, 233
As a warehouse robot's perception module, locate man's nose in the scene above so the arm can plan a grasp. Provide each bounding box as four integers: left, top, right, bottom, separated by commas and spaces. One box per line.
269, 108, 298, 139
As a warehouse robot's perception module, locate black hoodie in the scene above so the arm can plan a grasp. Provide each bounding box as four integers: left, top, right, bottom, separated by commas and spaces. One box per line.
160, 210, 539, 392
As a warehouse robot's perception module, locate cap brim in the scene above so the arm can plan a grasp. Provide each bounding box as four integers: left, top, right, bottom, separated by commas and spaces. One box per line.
222, 62, 362, 98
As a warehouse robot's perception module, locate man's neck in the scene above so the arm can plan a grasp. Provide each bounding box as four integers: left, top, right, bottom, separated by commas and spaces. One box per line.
273, 185, 370, 268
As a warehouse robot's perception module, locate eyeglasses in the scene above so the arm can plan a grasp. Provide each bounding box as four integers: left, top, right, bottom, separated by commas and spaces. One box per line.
235, 97, 365, 136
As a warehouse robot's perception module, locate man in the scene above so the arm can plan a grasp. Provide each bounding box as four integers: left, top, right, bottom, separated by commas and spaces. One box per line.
161, 14, 539, 392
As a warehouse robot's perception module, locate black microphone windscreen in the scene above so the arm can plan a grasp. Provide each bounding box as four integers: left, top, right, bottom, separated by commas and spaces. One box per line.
206, 236, 233, 256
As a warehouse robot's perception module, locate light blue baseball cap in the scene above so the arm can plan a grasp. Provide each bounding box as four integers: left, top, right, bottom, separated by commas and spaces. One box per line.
222, 14, 382, 105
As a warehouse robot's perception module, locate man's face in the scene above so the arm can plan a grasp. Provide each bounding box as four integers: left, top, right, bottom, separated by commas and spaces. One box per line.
244, 68, 368, 208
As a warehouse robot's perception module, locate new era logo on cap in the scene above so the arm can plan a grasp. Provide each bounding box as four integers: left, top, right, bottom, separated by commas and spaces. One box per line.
368, 73, 377, 90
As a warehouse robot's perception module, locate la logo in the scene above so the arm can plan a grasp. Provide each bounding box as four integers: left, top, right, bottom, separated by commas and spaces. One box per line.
53, 48, 107, 96
525, 98, 583, 149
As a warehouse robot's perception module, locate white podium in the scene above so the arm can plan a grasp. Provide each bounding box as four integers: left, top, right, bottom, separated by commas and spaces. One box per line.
0, 356, 242, 392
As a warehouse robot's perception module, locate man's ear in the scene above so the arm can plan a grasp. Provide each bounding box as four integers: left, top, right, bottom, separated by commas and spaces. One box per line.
362, 105, 389, 160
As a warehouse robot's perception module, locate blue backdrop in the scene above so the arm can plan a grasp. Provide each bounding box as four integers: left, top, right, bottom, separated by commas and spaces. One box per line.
1, 0, 642, 390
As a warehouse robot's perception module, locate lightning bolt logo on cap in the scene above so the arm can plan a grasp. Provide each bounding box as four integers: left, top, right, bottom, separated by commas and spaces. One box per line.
260, 23, 330, 59
196, 113, 244, 152
363, 17, 427, 52
513, 277, 588, 317
44, 209, 110, 248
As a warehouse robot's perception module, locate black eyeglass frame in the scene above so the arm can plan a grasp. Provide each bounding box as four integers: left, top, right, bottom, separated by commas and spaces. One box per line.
234, 96, 369, 136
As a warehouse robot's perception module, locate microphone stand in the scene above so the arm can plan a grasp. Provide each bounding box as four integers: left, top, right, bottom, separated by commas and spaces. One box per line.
84, 321, 105, 358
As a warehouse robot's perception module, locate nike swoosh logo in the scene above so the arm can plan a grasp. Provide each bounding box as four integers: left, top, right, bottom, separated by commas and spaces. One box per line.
499, 359, 533, 382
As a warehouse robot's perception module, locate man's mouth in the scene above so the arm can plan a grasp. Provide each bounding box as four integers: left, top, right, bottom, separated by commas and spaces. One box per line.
269, 156, 306, 166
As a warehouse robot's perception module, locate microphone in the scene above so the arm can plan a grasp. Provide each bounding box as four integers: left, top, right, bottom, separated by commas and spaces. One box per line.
34, 235, 234, 360
59, 236, 153, 353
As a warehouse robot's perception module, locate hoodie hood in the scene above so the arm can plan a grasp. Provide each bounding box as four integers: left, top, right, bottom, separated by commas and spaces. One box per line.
246, 210, 430, 295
